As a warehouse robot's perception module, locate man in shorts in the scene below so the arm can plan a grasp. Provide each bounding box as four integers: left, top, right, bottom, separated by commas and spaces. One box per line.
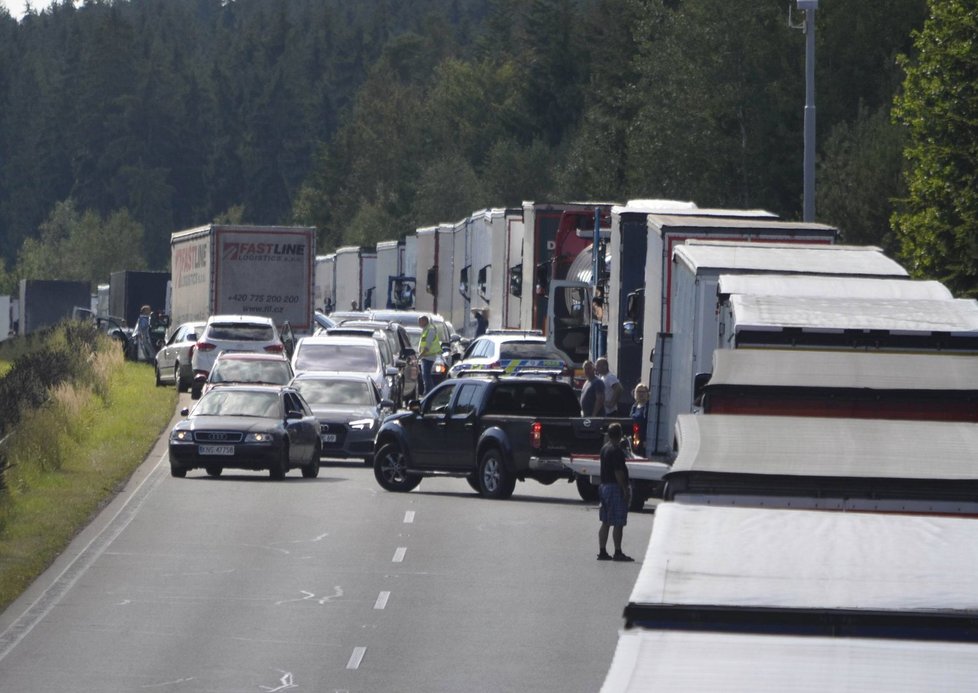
597, 423, 633, 562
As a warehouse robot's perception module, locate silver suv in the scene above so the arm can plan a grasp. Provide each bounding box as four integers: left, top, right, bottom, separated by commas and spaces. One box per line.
190, 315, 284, 399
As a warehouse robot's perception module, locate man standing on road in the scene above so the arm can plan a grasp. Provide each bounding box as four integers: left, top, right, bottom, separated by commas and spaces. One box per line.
580, 360, 605, 417
595, 357, 623, 416
418, 314, 441, 396
597, 423, 633, 562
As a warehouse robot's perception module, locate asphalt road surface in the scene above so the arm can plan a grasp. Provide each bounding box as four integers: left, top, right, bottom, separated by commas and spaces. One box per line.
0, 395, 655, 692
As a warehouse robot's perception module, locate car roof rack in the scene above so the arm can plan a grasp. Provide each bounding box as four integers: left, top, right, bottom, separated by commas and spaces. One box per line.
485, 328, 544, 336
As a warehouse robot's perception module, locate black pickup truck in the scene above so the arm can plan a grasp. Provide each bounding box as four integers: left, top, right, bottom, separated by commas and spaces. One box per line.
372, 374, 630, 499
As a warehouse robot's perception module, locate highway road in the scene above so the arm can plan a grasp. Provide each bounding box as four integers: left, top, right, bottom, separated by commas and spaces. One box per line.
0, 395, 655, 692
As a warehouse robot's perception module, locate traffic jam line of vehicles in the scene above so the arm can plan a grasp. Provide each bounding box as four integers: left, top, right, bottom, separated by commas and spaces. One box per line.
104, 200, 978, 686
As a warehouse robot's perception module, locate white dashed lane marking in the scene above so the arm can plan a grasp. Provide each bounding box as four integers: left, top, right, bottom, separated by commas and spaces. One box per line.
404, 511, 415, 523
374, 591, 390, 610
392, 547, 406, 563
347, 647, 366, 670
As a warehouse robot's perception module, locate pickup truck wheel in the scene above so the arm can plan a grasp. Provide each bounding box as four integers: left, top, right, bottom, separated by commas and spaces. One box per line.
628, 482, 645, 512
374, 443, 421, 492
576, 475, 599, 502
478, 449, 515, 500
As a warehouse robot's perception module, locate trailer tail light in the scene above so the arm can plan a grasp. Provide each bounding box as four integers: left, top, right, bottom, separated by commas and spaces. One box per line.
196, 341, 216, 352
531, 421, 542, 449
264, 343, 284, 354
632, 423, 641, 451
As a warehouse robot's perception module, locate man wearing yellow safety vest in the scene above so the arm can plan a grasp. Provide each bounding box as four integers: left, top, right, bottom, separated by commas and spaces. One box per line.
417, 314, 442, 396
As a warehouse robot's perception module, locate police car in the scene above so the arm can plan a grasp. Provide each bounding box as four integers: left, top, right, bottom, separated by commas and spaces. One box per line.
447, 331, 574, 384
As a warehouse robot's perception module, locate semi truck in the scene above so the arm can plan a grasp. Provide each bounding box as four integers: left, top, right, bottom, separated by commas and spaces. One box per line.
169, 224, 316, 332
108, 270, 170, 328
18, 279, 91, 335
332, 245, 377, 311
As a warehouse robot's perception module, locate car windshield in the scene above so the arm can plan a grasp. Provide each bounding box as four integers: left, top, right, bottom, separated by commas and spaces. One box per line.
293, 379, 374, 406
211, 360, 293, 384
195, 390, 281, 417
207, 323, 275, 341
294, 344, 379, 372
499, 343, 566, 361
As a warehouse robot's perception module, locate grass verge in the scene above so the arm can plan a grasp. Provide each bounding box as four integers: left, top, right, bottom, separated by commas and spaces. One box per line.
0, 357, 176, 612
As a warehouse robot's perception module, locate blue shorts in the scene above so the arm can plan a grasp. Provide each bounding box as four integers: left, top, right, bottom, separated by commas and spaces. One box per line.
599, 483, 628, 527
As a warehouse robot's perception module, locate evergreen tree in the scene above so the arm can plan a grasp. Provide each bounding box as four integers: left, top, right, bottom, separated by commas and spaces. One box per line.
892, 0, 978, 296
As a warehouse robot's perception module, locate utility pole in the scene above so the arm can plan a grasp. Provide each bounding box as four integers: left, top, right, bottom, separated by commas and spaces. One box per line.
797, 0, 818, 222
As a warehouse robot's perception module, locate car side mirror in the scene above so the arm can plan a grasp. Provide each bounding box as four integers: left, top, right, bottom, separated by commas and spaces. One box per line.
408, 400, 422, 413
380, 399, 395, 410
385, 366, 399, 377
180, 408, 190, 416
286, 410, 303, 420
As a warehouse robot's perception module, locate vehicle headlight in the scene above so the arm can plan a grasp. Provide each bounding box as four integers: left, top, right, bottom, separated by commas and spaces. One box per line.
349, 418, 376, 431
245, 432, 274, 443
171, 430, 192, 442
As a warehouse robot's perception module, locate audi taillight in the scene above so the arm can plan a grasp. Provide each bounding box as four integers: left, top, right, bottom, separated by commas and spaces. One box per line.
531, 421, 542, 449
264, 343, 284, 354
196, 341, 216, 352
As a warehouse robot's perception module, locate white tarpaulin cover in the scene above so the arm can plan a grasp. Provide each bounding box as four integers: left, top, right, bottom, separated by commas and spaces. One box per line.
717, 274, 952, 301
629, 504, 978, 613
707, 349, 978, 391
674, 241, 907, 277
729, 295, 978, 335
671, 414, 978, 479
601, 629, 978, 692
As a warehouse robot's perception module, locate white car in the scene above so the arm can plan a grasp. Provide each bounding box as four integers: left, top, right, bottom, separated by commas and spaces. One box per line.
190, 315, 285, 399
154, 320, 206, 392
448, 333, 574, 384
291, 335, 399, 402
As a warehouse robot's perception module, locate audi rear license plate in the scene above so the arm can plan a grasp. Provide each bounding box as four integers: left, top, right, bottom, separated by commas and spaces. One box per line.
321, 434, 337, 443
199, 445, 234, 456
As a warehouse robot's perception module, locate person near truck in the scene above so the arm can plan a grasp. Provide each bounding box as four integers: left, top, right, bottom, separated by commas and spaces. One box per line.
135, 304, 153, 362
418, 314, 442, 396
630, 383, 650, 452
580, 360, 605, 417
597, 422, 634, 562
595, 356, 623, 415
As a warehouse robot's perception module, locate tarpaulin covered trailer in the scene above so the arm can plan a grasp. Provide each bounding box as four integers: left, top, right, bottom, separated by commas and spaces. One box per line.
624, 503, 978, 640
666, 413, 978, 513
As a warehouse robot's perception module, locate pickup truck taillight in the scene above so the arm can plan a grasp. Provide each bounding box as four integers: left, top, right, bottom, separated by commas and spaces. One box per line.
531, 421, 542, 449
195, 341, 216, 352
264, 343, 284, 354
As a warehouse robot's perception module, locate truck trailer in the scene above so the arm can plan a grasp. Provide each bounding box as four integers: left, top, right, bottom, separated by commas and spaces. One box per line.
18, 278, 91, 335
169, 224, 315, 331
332, 245, 377, 312
108, 270, 170, 328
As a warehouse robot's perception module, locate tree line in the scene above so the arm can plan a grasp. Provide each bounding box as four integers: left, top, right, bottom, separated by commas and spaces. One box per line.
0, 0, 974, 297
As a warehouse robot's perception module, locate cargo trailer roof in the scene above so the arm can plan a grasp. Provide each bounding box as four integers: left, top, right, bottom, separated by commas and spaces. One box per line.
729, 295, 978, 336
624, 504, 978, 637
674, 241, 905, 276
671, 414, 978, 480
602, 629, 978, 692
707, 349, 978, 391
653, 216, 837, 233
718, 274, 952, 301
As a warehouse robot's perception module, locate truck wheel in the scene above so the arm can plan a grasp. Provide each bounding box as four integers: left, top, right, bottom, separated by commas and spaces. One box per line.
576, 475, 599, 502
269, 445, 288, 480
302, 441, 321, 478
478, 448, 515, 500
374, 443, 421, 492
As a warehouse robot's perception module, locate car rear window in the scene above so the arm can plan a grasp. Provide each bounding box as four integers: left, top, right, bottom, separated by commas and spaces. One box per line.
196, 390, 280, 417
293, 379, 374, 406
208, 323, 275, 341
486, 382, 580, 416
294, 344, 379, 372
499, 343, 566, 361
212, 360, 293, 384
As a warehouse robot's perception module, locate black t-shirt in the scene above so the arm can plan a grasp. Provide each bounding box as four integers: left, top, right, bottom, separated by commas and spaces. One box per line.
599, 441, 628, 485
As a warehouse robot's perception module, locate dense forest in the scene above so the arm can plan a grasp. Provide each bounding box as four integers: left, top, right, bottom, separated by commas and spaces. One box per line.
0, 0, 974, 296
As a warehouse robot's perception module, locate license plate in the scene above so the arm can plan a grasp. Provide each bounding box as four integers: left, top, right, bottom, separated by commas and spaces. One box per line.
199, 445, 234, 455
321, 434, 337, 443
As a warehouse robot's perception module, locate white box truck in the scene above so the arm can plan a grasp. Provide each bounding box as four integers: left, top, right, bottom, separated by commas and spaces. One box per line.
170, 224, 316, 331
333, 245, 377, 311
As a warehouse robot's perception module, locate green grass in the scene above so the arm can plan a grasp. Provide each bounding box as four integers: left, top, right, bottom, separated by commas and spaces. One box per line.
0, 358, 176, 611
